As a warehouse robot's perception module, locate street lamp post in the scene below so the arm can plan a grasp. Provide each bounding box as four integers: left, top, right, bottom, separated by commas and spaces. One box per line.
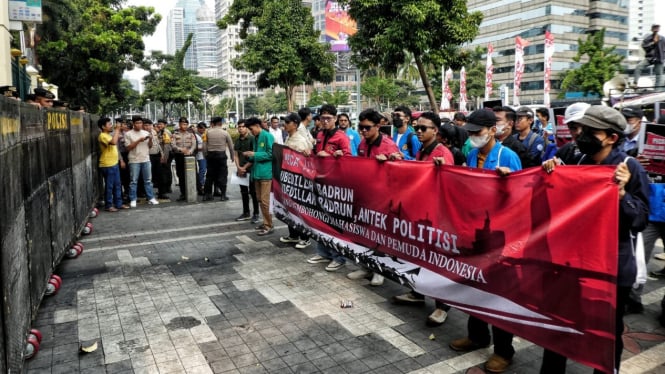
146, 99, 151, 120
195, 84, 219, 121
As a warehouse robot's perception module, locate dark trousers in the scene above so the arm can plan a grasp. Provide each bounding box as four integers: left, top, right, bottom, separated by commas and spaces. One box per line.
288, 225, 309, 241
149, 154, 165, 196
164, 154, 174, 192
540, 286, 630, 374
240, 182, 258, 216
174, 154, 186, 196
468, 315, 515, 360
204, 152, 228, 196
120, 152, 130, 199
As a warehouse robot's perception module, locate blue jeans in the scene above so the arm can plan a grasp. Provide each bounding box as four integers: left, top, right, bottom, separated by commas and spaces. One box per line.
316, 242, 345, 264
197, 158, 207, 189
129, 162, 155, 201
100, 164, 123, 209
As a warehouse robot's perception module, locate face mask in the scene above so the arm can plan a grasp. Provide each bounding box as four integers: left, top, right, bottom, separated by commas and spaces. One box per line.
576, 132, 604, 155
469, 133, 491, 148
495, 125, 507, 137
624, 124, 634, 135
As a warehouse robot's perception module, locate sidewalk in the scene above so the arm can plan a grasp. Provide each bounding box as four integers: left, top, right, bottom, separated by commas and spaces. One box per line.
25, 190, 665, 374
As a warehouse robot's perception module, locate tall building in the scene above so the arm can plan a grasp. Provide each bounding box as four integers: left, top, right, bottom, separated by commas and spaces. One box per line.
196, 4, 218, 78
467, 0, 629, 103
215, 0, 260, 113
167, 0, 218, 74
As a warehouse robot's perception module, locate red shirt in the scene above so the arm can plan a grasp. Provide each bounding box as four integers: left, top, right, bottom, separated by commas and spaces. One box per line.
358, 134, 400, 157
316, 129, 352, 156
416, 142, 454, 165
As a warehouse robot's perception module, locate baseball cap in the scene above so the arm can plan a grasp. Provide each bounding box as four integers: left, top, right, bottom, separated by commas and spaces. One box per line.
462, 109, 497, 132
515, 106, 534, 118
34, 87, 55, 99
563, 102, 591, 124
575, 106, 627, 133
621, 106, 644, 119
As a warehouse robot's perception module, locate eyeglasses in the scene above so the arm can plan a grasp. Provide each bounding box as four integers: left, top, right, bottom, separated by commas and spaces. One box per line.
358, 124, 374, 131
414, 125, 435, 132
320, 115, 335, 122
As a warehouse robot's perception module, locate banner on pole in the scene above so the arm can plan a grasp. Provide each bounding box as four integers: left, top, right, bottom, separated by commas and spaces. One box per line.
485, 43, 494, 101
514, 36, 530, 106
272, 145, 619, 373
441, 68, 454, 111
544, 31, 555, 108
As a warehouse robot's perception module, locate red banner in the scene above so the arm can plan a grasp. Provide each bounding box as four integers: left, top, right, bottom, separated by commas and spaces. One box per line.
644, 129, 665, 175
272, 145, 619, 373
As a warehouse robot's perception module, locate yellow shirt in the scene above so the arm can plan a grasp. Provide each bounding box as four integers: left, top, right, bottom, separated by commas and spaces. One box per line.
98, 132, 119, 167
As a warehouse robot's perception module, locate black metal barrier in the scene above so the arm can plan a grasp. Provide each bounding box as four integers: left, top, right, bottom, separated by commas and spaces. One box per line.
0, 96, 100, 372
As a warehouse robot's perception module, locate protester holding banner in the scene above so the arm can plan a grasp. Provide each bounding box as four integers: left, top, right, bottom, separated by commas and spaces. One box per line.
391, 106, 421, 160
243, 117, 275, 236
392, 111, 453, 326
437, 123, 467, 166
514, 107, 545, 164
544, 102, 589, 169
357, 108, 401, 161
280, 112, 313, 250
540, 105, 650, 374
315, 104, 352, 158
449, 108, 521, 373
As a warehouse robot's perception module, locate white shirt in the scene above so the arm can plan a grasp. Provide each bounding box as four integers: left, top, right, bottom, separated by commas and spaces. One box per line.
270, 127, 284, 145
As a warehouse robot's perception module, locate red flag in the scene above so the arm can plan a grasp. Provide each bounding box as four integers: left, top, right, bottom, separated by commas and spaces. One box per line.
485, 43, 494, 100
544, 31, 555, 107
513, 36, 530, 106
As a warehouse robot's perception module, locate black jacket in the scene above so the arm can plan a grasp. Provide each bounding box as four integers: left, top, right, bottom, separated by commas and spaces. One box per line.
501, 134, 539, 168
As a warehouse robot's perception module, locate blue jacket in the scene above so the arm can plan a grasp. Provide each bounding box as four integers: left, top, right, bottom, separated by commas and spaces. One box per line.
393, 128, 421, 160
515, 131, 544, 164
467, 142, 522, 172
344, 127, 361, 156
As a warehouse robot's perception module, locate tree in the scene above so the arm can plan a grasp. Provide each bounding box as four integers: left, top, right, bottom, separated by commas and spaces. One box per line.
307, 89, 325, 107
219, 0, 335, 111
361, 76, 399, 110
98, 79, 140, 115
340, 0, 482, 112
36, 0, 160, 112
559, 28, 624, 98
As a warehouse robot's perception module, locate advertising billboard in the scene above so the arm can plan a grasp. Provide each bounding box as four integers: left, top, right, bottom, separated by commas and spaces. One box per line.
325, 1, 357, 52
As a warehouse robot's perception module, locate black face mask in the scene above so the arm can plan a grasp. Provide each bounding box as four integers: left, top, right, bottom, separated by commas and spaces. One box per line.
576, 131, 604, 155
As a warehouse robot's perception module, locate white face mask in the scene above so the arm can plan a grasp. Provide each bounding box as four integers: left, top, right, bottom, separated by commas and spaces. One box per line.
624, 124, 634, 135
469, 133, 491, 148
495, 125, 507, 137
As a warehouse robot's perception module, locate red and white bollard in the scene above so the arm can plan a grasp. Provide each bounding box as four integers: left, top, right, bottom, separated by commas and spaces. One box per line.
82, 222, 93, 235
89, 208, 99, 218
25, 334, 40, 359
65, 247, 81, 259
45, 277, 60, 296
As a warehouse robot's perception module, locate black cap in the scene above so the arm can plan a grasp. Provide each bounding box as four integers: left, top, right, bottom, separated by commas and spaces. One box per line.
283, 112, 301, 124
211, 116, 223, 124
621, 106, 643, 119
515, 106, 534, 118
462, 109, 497, 132
53, 100, 68, 108
34, 87, 55, 99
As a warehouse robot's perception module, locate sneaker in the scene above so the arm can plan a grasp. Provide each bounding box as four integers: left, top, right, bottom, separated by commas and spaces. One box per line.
280, 236, 300, 243
295, 240, 311, 249
347, 269, 370, 280
257, 227, 274, 236
426, 308, 448, 326
393, 292, 426, 305
130, 200, 137, 208
370, 273, 384, 286
235, 214, 251, 221
325, 260, 345, 272
148, 198, 159, 205
255, 224, 266, 230
250, 214, 259, 224
449, 337, 489, 352
655, 253, 665, 261
485, 354, 512, 373
307, 255, 330, 264
650, 268, 665, 278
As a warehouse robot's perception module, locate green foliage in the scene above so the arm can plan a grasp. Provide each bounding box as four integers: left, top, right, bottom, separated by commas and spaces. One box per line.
36, 0, 160, 112
340, 0, 482, 111
98, 79, 140, 114
142, 34, 215, 119
559, 29, 624, 98
219, 0, 335, 111
361, 76, 399, 109
244, 92, 288, 116
308, 89, 350, 107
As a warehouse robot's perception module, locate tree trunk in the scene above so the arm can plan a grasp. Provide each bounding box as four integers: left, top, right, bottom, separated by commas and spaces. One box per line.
414, 54, 438, 113
286, 85, 294, 112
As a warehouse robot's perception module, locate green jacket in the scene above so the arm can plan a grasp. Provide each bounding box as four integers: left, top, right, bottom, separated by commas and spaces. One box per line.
250, 129, 274, 180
